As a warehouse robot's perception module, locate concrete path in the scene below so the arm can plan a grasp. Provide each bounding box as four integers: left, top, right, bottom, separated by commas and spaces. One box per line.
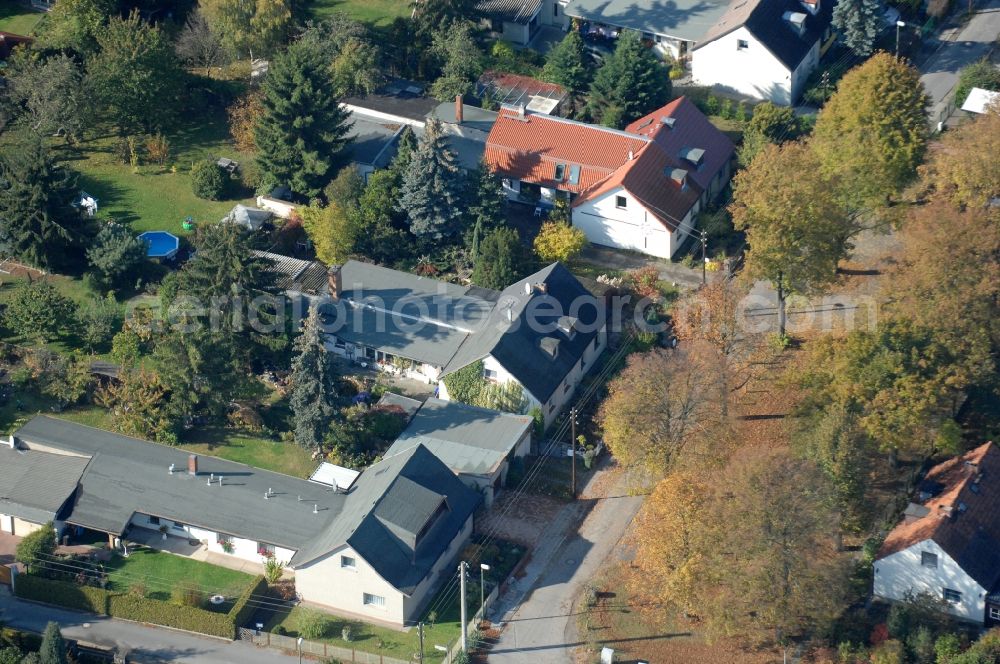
918, 0, 1000, 124
0, 589, 301, 664
487, 466, 645, 663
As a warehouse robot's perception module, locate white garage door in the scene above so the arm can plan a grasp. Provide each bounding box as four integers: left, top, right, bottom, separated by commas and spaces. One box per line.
12, 518, 43, 537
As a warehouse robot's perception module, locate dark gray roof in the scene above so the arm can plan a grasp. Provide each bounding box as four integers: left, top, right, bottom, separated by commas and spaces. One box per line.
377, 392, 425, 421
320, 261, 496, 367
477, 0, 542, 22
343, 87, 439, 124
0, 445, 88, 524
431, 102, 499, 135
695, 0, 834, 69
347, 114, 401, 168
443, 263, 603, 404
385, 398, 532, 476
15, 416, 347, 549
15, 417, 480, 594
253, 251, 328, 295
294, 445, 481, 593
566, 0, 732, 42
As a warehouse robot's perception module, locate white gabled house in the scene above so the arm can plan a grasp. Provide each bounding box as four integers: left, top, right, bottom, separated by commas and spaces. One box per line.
316, 260, 607, 427
484, 97, 733, 259
1, 416, 481, 627
691, 0, 835, 105
874, 442, 1000, 626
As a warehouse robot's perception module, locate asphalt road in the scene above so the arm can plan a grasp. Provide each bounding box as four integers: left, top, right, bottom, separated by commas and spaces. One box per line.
918, 0, 1000, 113
487, 467, 645, 663
0, 589, 301, 664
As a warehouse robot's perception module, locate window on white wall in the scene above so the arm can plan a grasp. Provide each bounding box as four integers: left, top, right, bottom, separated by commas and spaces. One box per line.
363, 593, 386, 607
942, 588, 962, 604
483, 368, 498, 381
148, 516, 160, 525
615, 195, 627, 209
737, 39, 749, 50
990, 606, 1000, 620
341, 555, 357, 569
921, 551, 938, 568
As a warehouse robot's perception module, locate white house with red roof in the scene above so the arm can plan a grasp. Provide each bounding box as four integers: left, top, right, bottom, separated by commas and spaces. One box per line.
874, 442, 1000, 626
484, 97, 734, 258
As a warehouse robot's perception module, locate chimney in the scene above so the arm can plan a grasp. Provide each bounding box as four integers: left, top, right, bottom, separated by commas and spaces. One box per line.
628, 150, 634, 160
535, 282, 548, 294
327, 265, 342, 300
188, 454, 198, 475
455, 95, 464, 124
518, 104, 526, 119
4, 435, 14, 449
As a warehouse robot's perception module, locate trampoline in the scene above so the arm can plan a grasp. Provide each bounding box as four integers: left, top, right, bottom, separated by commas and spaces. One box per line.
138, 231, 180, 259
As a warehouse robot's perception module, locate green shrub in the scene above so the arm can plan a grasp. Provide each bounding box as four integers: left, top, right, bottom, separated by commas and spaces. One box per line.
191, 159, 228, 200
263, 557, 284, 585
13, 574, 261, 639
15, 524, 56, 571
171, 585, 204, 608
297, 608, 330, 640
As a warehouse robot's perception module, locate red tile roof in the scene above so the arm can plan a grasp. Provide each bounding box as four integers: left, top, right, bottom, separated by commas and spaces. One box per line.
878, 442, 1000, 591
484, 97, 734, 232
484, 109, 649, 193
624, 97, 735, 192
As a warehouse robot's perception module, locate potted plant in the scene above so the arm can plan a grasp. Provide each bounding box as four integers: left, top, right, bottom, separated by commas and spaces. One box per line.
159, 524, 168, 540
221, 540, 235, 554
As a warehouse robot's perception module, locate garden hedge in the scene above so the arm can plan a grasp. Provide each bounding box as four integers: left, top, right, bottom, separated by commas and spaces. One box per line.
14, 574, 267, 640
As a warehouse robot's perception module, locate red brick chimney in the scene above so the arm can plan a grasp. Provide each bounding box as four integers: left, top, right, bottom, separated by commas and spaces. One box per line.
328, 265, 342, 300
188, 454, 198, 475
455, 95, 464, 124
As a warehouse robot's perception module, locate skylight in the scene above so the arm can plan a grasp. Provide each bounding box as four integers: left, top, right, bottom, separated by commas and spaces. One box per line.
568, 165, 581, 185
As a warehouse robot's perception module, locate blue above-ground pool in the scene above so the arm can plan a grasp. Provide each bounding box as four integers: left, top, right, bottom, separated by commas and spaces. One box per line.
138, 231, 180, 259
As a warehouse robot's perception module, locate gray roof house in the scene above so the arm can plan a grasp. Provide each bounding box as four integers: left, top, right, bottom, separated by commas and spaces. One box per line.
320, 260, 607, 425
384, 397, 533, 505
4, 416, 481, 626
0, 441, 89, 533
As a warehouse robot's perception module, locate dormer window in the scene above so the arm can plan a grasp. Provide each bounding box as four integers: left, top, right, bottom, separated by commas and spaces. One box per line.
667, 168, 687, 188
783, 11, 807, 36
557, 315, 578, 339
680, 147, 705, 167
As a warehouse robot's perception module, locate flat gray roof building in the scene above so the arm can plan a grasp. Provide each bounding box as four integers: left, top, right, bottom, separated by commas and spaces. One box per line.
566, 0, 732, 43
385, 398, 533, 477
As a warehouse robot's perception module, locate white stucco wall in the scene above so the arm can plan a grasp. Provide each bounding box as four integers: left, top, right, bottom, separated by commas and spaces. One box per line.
128, 513, 295, 566
691, 27, 795, 105
295, 514, 475, 626
541, 0, 571, 29
874, 539, 986, 623
296, 544, 408, 624
572, 187, 682, 258
401, 514, 474, 622
0, 514, 11, 533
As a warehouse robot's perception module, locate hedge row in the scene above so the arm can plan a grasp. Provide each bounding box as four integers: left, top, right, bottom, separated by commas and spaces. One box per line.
15, 574, 266, 640
230, 575, 268, 629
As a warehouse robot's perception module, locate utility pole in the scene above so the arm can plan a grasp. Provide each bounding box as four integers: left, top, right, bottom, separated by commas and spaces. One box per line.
459, 561, 468, 653
570, 407, 577, 499
418, 622, 425, 664
700, 230, 708, 285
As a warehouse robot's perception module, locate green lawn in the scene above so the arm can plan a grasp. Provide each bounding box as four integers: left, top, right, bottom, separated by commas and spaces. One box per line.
106, 547, 254, 602
56, 111, 255, 237
264, 603, 459, 662
182, 427, 316, 479
52, 406, 316, 478
304, 0, 410, 28
0, 1, 44, 35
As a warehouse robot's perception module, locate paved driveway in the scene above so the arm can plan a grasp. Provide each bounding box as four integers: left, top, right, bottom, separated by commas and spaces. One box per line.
919, 0, 1000, 122
487, 465, 645, 663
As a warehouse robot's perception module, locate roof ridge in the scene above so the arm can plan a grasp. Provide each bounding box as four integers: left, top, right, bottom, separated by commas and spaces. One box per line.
498, 106, 651, 143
